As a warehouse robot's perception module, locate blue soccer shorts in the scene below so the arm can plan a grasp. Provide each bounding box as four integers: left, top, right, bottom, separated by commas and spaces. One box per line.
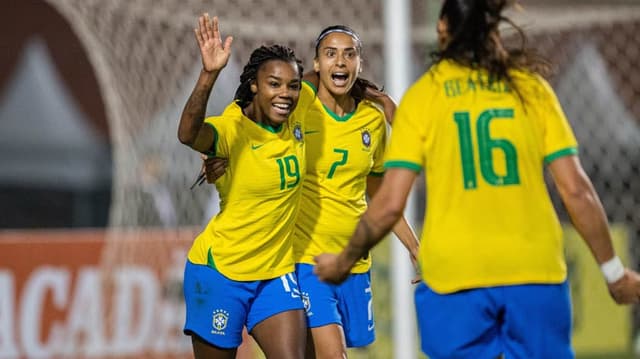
414, 280, 574, 359
183, 260, 305, 349
296, 263, 375, 347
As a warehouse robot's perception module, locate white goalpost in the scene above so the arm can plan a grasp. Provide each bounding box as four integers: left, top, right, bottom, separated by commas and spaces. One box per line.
384, 1, 419, 358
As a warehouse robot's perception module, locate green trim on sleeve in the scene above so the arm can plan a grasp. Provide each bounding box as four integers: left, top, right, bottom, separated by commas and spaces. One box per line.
207, 247, 217, 270
544, 147, 578, 165
384, 160, 422, 173
302, 80, 317, 94
368, 171, 385, 177
203, 122, 218, 156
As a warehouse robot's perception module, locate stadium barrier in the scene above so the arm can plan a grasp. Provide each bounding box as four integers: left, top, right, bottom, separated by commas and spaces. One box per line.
0, 229, 258, 359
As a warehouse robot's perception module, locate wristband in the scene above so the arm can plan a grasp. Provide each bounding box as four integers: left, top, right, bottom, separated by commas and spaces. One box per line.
600, 256, 624, 283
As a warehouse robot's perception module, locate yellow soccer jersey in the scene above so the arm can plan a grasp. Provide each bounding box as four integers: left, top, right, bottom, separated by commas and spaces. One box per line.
187, 101, 307, 281
385, 60, 578, 293
294, 83, 388, 273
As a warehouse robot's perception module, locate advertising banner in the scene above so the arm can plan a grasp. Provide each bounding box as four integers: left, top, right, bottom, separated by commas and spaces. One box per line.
0, 229, 256, 359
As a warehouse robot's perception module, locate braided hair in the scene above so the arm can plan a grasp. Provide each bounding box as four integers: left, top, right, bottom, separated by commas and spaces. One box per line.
432, 0, 550, 87
234, 44, 304, 108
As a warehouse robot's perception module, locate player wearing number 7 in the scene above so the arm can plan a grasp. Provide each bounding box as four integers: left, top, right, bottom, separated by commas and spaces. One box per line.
291, 25, 421, 358
314, 0, 640, 358
199, 24, 421, 357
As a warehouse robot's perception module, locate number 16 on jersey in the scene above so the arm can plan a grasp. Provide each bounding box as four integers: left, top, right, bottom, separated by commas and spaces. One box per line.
453, 108, 520, 190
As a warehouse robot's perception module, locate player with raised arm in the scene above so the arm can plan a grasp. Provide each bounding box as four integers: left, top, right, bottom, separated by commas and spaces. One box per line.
178, 14, 313, 359
199, 25, 420, 359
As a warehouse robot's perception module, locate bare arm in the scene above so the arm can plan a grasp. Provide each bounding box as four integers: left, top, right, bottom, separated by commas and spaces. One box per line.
549, 155, 640, 303
353, 77, 397, 124
549, 156, 614, 263
178, 70, 219, 151
364, 87, 397, 125
315, 168, 418, 283
302, 70, 319, 89
366, 175, 420, 265
177, 14, 233, 152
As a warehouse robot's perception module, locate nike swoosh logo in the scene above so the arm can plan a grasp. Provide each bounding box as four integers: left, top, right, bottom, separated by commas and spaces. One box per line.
304, 130, 320, 135
251, 144, 264, 150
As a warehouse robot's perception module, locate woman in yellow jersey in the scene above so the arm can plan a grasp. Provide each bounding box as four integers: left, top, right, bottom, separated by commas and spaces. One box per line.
292, 26, 420, 359
200, 25, 421, 358
178, 14, 310, 359
315, 1, 640, 358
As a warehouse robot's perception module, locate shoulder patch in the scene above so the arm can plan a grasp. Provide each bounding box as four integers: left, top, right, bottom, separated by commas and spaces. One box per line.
293, 122, 304, 142
361, 128, 371, 148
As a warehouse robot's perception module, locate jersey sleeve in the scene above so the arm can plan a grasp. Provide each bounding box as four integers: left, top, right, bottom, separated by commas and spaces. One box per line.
536, 77, 579, 164
204, 115, 230, 158
296, 80, 317, 115
383, 81, 429, 172
370, 109, 388, 176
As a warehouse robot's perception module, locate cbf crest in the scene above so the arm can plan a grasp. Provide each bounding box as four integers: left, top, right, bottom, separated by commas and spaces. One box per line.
211, 309, 229, 334
293, 123, 304, 142
302, 292, 313, 316
361, 128, 372, 150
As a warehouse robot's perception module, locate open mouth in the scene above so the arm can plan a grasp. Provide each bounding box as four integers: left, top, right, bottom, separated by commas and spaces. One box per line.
272, 103, 292, 116
331, 72, 350, 87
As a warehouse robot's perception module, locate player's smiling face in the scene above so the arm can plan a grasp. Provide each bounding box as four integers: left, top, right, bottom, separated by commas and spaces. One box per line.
314, 32, 362, 97
251, 59, 301, 127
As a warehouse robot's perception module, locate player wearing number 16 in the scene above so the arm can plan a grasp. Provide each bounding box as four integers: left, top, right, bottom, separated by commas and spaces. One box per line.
313, 0, 640, 358
178, 14, 315, 359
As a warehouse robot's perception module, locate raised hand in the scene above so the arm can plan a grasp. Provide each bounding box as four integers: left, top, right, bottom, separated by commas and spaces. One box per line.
194, 14, 233, 73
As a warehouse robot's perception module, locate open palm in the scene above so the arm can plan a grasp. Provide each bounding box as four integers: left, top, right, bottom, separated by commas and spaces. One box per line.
194, 14, 233, 72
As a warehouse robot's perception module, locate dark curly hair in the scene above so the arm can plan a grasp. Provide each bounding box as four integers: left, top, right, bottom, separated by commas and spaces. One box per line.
432, 0, 550, 89
234, 44, 304, 108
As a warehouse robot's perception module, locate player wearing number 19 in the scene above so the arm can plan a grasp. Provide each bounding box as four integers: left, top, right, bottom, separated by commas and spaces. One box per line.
314, 0, 640, 358
178, 14, 314, 359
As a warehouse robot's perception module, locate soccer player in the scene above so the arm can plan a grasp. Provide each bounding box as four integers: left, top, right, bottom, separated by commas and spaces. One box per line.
178, 14, 312, 359
314, 1, 640, 358
200, 25, 421, 358
293, 25, 419, 359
